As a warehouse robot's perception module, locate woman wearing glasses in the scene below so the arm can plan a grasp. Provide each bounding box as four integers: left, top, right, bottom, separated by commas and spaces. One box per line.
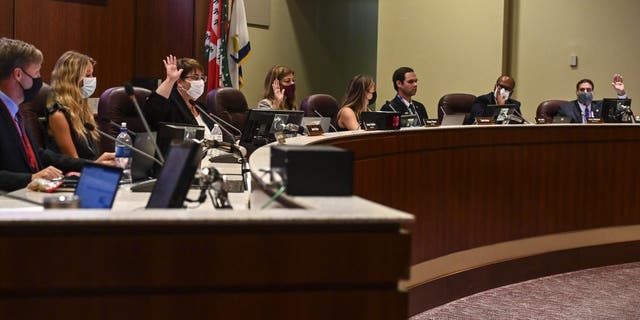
142, 55, 215, 137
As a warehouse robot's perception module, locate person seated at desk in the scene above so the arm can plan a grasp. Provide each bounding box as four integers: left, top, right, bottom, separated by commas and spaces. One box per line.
45, 51, 100, 160
336, 75, 376, 131
0, 38, 114, 192
142, 55, 214, 139
381, 66, 427, 126
258, 65, 297, 110
557, 74, 628, 123
464, 75, 522, 125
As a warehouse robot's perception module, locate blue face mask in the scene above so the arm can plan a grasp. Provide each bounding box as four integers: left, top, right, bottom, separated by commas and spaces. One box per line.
577, 92, 593, 105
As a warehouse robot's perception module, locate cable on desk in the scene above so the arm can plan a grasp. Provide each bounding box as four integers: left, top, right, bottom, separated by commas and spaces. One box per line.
260, 185, 286, 210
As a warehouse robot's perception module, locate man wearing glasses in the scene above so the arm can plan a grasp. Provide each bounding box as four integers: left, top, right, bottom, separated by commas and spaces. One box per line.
557, 74, 627, 124
464, 75, 522, 125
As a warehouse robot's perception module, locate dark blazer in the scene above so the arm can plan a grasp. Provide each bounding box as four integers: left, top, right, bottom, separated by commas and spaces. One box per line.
142, 87, 215, 132
380, 95, 428, 125
557, 100, 603, 123
1, 100, 85, 192
464, 92, 522, 125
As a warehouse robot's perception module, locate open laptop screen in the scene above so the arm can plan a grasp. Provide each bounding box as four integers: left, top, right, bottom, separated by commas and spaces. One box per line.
74, 163, 123, 209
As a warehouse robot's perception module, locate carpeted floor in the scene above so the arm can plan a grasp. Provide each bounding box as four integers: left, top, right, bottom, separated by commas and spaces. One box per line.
412, 262, 640, 319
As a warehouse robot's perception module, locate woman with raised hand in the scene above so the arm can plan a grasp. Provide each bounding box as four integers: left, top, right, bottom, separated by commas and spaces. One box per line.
258, 65, 297, 110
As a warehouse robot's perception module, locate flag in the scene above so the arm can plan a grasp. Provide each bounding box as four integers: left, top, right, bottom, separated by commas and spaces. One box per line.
227, 0, 251, 89
205, 0, 251, 91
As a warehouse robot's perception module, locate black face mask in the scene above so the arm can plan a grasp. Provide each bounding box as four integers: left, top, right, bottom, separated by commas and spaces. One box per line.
369, 91, 377, 106
18, 68, 43, 104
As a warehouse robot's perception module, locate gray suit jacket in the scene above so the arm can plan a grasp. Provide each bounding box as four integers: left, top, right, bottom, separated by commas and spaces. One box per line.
557, 100, 603, 123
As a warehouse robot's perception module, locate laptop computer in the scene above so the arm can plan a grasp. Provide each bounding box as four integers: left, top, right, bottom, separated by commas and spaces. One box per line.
360, 111, 401, 130
441, 113, 466, 126
486, 104, 523, 124
131, 132, 157, 182
301, 117, 331, 133
74, 162, 123, 209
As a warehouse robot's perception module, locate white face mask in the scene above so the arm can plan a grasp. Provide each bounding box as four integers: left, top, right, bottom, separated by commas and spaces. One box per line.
185, 79, 205, 99
81, 77, 97, 98
495, 87, 511, 101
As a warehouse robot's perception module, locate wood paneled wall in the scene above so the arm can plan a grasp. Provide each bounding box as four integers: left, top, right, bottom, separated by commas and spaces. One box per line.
2, 0, 204, 94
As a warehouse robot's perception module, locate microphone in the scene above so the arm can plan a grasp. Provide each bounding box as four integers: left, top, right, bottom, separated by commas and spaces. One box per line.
123, 83, 165, 163
0, 190, 43, 206
197, 138, 247, 158
199, 166, 232, 209
85, 123, 163, 166
313, 109, 338, 132
513, 108, 530, 124
188, 99, 242, 139
98, 116, 136, 137
384, 100, 398, 112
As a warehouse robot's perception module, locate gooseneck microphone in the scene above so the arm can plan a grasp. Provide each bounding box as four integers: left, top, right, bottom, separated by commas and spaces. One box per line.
188, 99, 242, 140
313, 109, 338, 132
98, 116, 136, 137
123, 83, 165, 163
512, 108, 529, 124
85, 124, 163, 166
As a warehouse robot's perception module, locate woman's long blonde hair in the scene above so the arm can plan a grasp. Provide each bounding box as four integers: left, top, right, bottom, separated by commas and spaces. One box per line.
341, 75, 374, 120
47, 51, 98, 142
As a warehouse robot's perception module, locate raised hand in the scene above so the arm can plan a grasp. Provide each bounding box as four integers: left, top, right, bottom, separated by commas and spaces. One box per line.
163, 54, 183, 82
611, 73, 625, 96
272, 79, 285, 107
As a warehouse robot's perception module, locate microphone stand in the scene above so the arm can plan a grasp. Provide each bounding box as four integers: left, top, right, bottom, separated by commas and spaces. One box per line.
190, 101, 250, 193
123, 83, 165, 163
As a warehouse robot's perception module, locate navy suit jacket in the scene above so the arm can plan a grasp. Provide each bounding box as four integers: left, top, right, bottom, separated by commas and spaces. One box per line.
1, 99, 85, 192
380, 95, 428, 125
557, 100, 603, 123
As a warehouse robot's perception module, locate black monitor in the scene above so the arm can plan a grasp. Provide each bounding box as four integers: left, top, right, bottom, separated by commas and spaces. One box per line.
486, 104, 523, 124
601, 98, 633, 123
156, 122, 205, 158
360, 111, 401, 130
146, 140, 202, 208
239, 109, 304, 153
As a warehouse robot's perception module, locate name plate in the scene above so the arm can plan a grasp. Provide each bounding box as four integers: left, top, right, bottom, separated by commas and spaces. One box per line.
475, 116, 495, 125
587, 118, 602, 124
274, 131, 286, 144
306, 124, 324, 136
536, 117, 548, 124
424, 119, 439, 127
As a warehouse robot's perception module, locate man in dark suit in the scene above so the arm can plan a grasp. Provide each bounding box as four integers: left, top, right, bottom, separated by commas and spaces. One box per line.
557, 74, 627, 123
381, 67, 427, 126
464, 75, 522, 125
0, 38, 113, 192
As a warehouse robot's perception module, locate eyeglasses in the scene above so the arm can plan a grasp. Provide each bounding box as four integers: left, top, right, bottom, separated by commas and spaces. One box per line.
185, 74, 207, 82
578, 87, 593, 93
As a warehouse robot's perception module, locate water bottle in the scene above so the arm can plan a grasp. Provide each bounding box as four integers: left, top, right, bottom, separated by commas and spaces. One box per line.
115, 122, 132, 184
210, 124, 223, 157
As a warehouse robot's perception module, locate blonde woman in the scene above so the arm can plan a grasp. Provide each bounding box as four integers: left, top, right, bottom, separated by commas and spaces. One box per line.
46, 51, 100, 160
336, 75, 375, 130
258, 65, 296, 110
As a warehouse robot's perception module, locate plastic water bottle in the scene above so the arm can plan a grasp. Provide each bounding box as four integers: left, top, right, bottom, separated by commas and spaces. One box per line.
210, 124, 223, 157
115, 122, 132, 184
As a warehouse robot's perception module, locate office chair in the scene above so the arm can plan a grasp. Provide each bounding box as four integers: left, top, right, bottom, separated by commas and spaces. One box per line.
300, 94, 339, 131
19, 83, 51, 147
206, 87, 249, 137
437, 93, 476, 124
536, 100, 568, 123
97, 86, 151, 152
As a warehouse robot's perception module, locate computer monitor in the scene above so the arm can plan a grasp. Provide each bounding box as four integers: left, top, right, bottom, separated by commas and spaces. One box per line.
156, 122, 205, 158
486, 104, 523, 124
601, 98, 633, 123
239, 109, 304, 152
146, 140, 202, 209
